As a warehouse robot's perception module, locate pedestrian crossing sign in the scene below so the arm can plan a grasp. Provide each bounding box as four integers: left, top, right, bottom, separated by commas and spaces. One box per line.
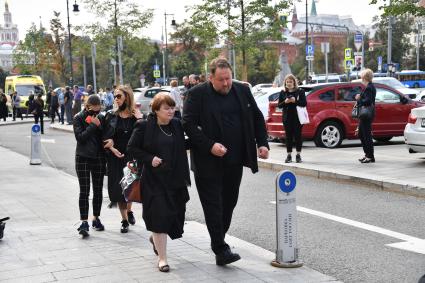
153, 70, 161, 78
344, 59, 355, 70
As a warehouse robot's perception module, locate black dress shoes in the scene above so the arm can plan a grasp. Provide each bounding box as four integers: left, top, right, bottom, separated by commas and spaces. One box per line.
215, 249, 241, 266
360, 157, 375, 163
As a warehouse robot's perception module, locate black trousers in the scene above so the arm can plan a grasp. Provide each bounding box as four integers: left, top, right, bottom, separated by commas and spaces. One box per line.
51, 106, 60, 122
359, 118, 374, 158
34, 115, 44, 134
284, 121, 303, 153
75, 155, 106, 220
12, 106, 22, 120
195, 164, 243, 254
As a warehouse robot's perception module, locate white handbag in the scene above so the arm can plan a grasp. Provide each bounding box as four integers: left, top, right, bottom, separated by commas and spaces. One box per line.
296, 106, 310, 125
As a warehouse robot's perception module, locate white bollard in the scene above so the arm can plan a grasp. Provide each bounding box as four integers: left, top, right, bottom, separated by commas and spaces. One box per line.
271, 170, 303, 268
30, 124, 42, 165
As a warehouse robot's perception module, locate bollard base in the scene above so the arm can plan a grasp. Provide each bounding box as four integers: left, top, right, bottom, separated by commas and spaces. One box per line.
271, 259, 303, 268
30, 160, 42, 165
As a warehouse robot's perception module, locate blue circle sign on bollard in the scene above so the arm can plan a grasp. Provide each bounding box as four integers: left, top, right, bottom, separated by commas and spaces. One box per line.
32, 124, 41, 133
278, 171, 296, 194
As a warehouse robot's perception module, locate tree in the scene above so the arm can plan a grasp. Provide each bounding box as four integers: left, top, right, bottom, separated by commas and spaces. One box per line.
189, 0, 291, 81
50, 11, 67, 85
369, 0, 425, 17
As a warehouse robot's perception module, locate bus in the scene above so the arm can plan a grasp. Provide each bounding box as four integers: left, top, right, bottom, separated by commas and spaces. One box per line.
5, 75, 47, 113
395, 70, 425, 88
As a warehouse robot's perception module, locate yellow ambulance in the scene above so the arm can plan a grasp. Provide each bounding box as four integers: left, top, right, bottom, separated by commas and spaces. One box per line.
5, 75, 47, 112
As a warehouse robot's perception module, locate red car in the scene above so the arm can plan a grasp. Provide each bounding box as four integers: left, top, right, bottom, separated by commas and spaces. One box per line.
266, 82, 424, 148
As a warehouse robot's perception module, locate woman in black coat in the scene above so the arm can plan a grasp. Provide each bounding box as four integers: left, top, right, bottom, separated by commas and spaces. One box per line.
278, 74, 307, 163
355, 68, 376, 163
29, 93, 45, 134
0, 92, 8, 121
102, 85, 143, 233
127, 92, 190, 273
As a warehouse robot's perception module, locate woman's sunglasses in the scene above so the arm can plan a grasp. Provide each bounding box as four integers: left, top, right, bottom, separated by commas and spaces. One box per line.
114, 94, 122, 99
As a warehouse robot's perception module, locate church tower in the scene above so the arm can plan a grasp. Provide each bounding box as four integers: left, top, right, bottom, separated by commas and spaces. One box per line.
0, 0, 19, 46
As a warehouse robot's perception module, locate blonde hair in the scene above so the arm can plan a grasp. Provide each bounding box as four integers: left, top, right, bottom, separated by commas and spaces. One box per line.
170, 80, 178, 87
283, 74, 299, 92
361, 68, 374, 82
114, 85, 135, 114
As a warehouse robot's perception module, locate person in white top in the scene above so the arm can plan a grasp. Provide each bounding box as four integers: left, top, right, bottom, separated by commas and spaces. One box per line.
168, 80, 183, 119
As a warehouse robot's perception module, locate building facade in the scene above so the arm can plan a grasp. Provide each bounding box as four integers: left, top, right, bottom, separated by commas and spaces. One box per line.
0, 1, 18, 71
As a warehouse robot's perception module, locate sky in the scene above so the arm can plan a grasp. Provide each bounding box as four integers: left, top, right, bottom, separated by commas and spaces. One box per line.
1, 0, 383, 42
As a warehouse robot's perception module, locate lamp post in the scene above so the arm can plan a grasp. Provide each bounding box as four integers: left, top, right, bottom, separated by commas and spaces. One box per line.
163, 11, 176, 86
305, 0, 309, 82
417, 22, 422, 71
113, 0, 124, 85
66, 0, 79, 86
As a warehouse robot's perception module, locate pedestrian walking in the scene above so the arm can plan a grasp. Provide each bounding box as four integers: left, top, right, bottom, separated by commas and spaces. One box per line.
29, 93, 45, 134
64, 86, 73, 124
50, 90, 60, 124
128, 93, 191, 272
0, 91, 8, 121
73, 95, 106, 237
277, 74, 307, 163
182, 58, 269, 266
72, 85, 83, 116
58, 88, 65, 124
11, 91, 23, 121
46, 87, 52, 117
103, 87, 114, 111
102, 85, 143, 233
355, 68, 376, 163
26, 93, 34, 118
168, 80, 183, 119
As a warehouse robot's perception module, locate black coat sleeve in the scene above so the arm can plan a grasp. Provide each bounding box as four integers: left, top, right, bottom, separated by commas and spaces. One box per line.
73, 114, 99, 144
245, 87, 270, 149
182, 90, 215, 154
277, 90, 286, 109
296, 89, 307, 107
127, 120, 155, 165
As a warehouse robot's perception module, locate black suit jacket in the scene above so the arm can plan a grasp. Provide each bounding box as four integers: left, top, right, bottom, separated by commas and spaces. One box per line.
182, 81, 269, 178
358, 82, 376, 107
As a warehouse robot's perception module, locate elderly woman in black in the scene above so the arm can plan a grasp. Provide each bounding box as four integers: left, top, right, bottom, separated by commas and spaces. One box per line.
128, 93, 190, 273
103, 85, 143, 233
355, 68, 376, 163
73, 95, 106, 237
278, 74, 307, 163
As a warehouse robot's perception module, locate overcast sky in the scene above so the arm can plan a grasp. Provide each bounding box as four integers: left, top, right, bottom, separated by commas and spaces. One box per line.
2, 0, 383, 41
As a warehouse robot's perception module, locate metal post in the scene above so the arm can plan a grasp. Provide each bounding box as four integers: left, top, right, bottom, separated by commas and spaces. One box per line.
164, 12, 168, 85
361, 31, 365, 70
325, 50, 328, 82
417, 23, 421, 70
83, 55, 87, 88
118, 35, 123, 85
162, 27, 166, 85
66, 0, 73, 85
310, 25, 314, 75
30, 124, 42, 165
305, 0, 309, 82
91, 43, 97, 93
387, 0, 393, 70
232, 47, 236, 79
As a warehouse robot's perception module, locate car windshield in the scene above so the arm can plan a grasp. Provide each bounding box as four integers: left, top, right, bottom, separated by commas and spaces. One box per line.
375, 78, 405, 89
16, 85, 45, 96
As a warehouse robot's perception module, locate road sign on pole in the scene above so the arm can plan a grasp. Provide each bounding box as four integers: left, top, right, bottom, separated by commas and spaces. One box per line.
344, 59, 355, 70
306, 44, 314, 55
305, 55, 314, 61
378, 56, 383, 72
354, 32, 363, 51
30, 124, 42, 165
320, 42, 330, 54
153, 70, 161, 78
344, 48, 352, 59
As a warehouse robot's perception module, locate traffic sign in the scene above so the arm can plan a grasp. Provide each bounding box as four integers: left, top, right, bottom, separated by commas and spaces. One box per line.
354, 32, 363, 51
153, 64, 159, 71
306, 44, 314, 55
320, 42, 330, 54
378, 56, 383, 72
344, 59, 355, 70
306, 55, 314, 61
354, 52, 362, 56
153, 70, 160, 78
344, 48, 352, 59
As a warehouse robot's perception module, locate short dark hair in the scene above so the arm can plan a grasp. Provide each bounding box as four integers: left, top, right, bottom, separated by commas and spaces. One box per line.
209, 58, 232, 75
86, 94, 101, 107
151, 92, 176, 112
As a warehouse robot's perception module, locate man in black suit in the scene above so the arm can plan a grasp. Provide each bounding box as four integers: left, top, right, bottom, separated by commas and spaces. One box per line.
182, 58, 269, 266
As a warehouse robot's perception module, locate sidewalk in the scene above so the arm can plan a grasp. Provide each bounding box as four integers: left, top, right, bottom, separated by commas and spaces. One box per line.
0, 116, 34, 126
0, 146, 339, 283
260, 139, 425, 197
50, 123, 425, 197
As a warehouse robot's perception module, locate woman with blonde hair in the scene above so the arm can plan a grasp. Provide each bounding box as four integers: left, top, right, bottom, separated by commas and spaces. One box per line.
103, 85, 143, 233
277, 74, 307, 163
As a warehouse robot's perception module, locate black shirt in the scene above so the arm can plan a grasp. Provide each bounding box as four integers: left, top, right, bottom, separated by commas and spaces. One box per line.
211, 86, 244, 165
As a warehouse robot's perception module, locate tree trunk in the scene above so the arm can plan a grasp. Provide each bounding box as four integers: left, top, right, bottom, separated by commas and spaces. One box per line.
240, 0, 248, 81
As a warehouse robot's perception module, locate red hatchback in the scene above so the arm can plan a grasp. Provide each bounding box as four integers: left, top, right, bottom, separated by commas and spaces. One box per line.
266, 82, 424, 148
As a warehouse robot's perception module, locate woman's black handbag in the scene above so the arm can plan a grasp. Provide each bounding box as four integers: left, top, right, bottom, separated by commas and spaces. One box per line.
351, 103, 359, 119
359, 105, 375, 120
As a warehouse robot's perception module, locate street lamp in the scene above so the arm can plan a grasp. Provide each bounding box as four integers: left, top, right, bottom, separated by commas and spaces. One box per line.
417, 22, 422, 71
114, 0, 124, 85
305, 0, 309, 83
163, 11, 176, 86
66, 0, 79, 86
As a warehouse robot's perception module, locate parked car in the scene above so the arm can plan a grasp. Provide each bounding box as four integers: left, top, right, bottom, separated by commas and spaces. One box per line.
418, 89, 425, 102
352, 77, 420, 100
404, 106, 425, 153
266, 82, 424, 148
252, 83, 273, 94
134, 87, 170, 115
254, 87, 281, 120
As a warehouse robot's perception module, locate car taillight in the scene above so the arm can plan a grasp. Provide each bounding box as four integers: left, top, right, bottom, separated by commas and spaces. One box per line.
408, 113, 417, 124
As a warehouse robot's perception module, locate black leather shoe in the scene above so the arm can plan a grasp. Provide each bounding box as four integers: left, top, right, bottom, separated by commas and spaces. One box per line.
215, 249, 241, 266
121, 220, 129, 233
360, 157, 375, 163
295, 154, 302, 163
127, 211, 136, 225
358, 156, 367, 162
285, 154, 292, 163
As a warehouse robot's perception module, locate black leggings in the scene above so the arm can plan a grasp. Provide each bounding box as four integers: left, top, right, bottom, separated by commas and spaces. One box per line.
284, 121, 303, 153
359, 118, 374, 158
75, 155, 106, 220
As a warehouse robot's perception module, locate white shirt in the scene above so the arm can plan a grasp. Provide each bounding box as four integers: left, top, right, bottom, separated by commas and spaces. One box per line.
168, 87, 183, 111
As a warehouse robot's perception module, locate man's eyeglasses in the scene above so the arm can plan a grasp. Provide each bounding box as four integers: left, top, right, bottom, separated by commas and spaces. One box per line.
114, 94, 122, 99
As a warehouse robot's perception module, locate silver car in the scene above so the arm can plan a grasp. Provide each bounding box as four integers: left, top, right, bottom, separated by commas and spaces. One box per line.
134, 87, 170, 115
353, 77, 420, 100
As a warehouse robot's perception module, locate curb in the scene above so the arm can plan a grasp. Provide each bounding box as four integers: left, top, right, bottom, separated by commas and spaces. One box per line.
49, 125, 73, 133
258, 159, 425, 198
0, 120, 34, 126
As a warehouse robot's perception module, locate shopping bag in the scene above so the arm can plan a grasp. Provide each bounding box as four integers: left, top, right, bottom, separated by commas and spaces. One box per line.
296, 106, 310, 124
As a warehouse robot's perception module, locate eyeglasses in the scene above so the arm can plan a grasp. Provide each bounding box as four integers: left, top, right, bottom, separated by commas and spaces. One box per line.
114, 94, 122, 99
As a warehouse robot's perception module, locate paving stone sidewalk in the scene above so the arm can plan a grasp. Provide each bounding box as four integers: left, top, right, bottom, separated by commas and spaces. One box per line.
0, 146, 339, 283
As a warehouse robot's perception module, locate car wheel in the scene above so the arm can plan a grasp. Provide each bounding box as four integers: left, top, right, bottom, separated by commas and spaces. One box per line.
374, 137, 392, 142
314, 121, 343, 148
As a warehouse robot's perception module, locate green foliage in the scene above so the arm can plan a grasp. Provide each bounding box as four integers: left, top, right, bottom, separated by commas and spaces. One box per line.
370, 0, 425, 17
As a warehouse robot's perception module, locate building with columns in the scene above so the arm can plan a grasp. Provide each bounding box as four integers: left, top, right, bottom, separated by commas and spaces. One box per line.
0, 1, 19, 71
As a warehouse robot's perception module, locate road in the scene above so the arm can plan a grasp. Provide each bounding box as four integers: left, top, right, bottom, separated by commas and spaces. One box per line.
1, 122, 425, 283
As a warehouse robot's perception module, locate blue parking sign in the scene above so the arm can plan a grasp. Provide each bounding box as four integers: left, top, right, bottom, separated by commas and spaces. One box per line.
306, 45, 314, 55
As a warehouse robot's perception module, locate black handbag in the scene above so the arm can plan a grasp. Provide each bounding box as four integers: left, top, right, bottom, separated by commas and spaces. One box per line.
359, 105, 375, 120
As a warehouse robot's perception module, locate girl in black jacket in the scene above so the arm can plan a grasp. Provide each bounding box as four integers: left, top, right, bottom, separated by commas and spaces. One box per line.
278, 74, 307, 163
73, 95, 106, 237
